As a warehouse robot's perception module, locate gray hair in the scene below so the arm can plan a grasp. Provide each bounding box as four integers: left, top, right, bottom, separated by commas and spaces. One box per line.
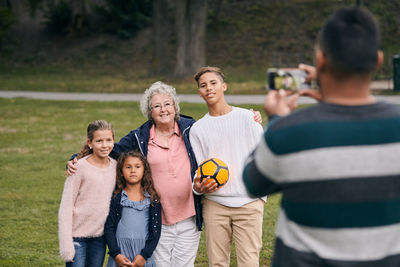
140, 81, 181, 121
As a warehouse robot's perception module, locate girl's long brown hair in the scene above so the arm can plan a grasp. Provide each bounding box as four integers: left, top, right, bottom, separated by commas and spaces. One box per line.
114, 151, 160, 204
77, 120, 114, 159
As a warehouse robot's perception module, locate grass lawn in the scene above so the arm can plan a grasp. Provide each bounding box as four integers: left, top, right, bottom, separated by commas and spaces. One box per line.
0, 64, 269, 95
0, 98, 280, 267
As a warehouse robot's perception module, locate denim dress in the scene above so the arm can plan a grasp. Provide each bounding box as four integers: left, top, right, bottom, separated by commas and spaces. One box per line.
107, 191, 156, 267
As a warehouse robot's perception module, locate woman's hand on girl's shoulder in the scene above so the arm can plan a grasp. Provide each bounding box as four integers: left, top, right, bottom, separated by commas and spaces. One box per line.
66, 158, 78, 177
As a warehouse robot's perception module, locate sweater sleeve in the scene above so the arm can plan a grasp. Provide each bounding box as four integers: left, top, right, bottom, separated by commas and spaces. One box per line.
248, 109, 264, 140
140, 201, 162, 260
267, 114, 282, 127
58, 171, 82, 262
189, 124, 206, 168
189, 125, 207, 195
243, 131, 282, 197
109, 130, 141, 160
104, 194, 122, 258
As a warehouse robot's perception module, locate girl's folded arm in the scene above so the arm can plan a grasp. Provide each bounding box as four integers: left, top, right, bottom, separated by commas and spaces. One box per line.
104, 195, 122, 257
140, 202, 162, 259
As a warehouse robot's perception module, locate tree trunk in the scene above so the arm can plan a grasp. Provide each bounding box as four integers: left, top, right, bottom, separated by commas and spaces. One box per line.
188, 0, 207, 74
174, 0, 189, 78
152, 0, 170, 75
174, 0, 207, 78
210, 0, 223, 25
0, 0, 10, 8
69, 0, 87, 35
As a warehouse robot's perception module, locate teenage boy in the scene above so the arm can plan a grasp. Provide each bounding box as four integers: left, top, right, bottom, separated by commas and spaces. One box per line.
190, 66, 265, 267
243, 7, 400, 266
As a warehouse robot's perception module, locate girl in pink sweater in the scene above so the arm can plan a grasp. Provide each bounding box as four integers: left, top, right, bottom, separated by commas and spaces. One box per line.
58, 120, 117, 267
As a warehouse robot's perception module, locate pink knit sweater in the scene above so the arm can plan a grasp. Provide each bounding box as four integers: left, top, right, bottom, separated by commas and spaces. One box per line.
58, 155, 116, 262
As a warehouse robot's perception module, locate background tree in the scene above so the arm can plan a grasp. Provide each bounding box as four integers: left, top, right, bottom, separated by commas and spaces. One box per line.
95, 0, 152, 39
152, 0, 170, 75
209, 0, 222, 25
42, 0, 71, 34
68, 0, 87, 35
0, 0, 15, 51
174, 0, 207, 78
152, 0, 208, 78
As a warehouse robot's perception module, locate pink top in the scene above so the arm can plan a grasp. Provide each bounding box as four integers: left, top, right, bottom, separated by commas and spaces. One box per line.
58, 155, 116, 262
147, 122, 195, 225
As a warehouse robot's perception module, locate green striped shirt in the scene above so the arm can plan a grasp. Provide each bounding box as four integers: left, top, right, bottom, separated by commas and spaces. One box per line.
243, 102, 400, 266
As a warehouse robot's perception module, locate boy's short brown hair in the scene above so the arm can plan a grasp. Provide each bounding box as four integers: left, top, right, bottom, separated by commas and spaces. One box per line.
194, 66, 225, 87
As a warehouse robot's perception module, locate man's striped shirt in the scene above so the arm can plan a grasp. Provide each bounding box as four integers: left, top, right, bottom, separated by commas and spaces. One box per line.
243, 101, 400, 266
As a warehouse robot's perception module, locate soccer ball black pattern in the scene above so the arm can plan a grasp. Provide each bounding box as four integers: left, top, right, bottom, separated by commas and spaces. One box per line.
197, 158, 229, 188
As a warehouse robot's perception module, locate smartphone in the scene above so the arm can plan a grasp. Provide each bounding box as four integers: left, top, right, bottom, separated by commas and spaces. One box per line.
267, 68, 310, 90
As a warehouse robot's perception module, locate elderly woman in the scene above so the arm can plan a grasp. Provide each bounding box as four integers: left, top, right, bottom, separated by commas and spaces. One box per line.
110, 81, 202, 266
68, 81, 202, 267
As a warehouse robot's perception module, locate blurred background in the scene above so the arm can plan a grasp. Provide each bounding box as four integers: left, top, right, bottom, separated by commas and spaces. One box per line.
1, 0, 399, 93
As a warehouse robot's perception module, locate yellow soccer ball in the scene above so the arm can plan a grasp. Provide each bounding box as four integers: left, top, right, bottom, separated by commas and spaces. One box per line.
196, 158, 229, 188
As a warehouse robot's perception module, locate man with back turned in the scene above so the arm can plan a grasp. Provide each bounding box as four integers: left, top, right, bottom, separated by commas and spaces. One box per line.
243, 6, 400, 267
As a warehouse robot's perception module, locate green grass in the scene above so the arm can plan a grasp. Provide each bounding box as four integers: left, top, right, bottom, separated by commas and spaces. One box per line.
0, 98, 279, 267
0, 64, 268, 95
0, 65, 165, 94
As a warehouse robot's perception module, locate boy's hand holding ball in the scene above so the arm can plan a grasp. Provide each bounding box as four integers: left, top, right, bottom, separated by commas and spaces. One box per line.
193, 175, 219, 194
194, 158, 229, 194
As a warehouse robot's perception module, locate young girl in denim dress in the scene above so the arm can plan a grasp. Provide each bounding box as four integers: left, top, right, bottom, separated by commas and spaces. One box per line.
105, 151, 161, 267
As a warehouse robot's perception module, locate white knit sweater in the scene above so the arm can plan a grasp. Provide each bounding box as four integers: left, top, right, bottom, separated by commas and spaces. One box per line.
190, 106, 264, 207
58, 155, 116, 262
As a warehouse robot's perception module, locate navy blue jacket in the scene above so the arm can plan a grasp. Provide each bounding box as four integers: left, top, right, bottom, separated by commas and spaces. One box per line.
109, 115, 203, 230
104, 193, 162, 259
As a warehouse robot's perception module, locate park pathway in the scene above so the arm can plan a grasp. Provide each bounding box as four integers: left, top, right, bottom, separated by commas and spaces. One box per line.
0, 90, 317, 104
0, 81, 399, 105
0, 80, 396, 104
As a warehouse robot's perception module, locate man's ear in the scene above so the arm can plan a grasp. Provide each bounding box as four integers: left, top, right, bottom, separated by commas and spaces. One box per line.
315, 49, 326, 73
376, 50, 384, 70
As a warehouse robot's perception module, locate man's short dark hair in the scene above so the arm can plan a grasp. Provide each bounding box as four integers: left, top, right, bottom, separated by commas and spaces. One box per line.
318, 7, 380, 78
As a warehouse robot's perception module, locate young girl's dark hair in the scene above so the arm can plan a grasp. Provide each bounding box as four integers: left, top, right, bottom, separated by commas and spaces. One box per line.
114, 151, 160, 203
77, 120, 114, 159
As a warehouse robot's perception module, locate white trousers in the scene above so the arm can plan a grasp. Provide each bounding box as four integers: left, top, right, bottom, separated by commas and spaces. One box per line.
153, 216, 201, 267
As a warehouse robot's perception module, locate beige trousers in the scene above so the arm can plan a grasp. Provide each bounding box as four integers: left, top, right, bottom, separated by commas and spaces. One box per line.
202, 198, 264, 267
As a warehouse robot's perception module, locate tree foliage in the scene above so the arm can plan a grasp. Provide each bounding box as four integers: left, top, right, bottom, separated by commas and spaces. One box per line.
42, 0, 71, 34
0, 5, 16, 51
95, 0, 153, 39
25, 0, 153, 37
